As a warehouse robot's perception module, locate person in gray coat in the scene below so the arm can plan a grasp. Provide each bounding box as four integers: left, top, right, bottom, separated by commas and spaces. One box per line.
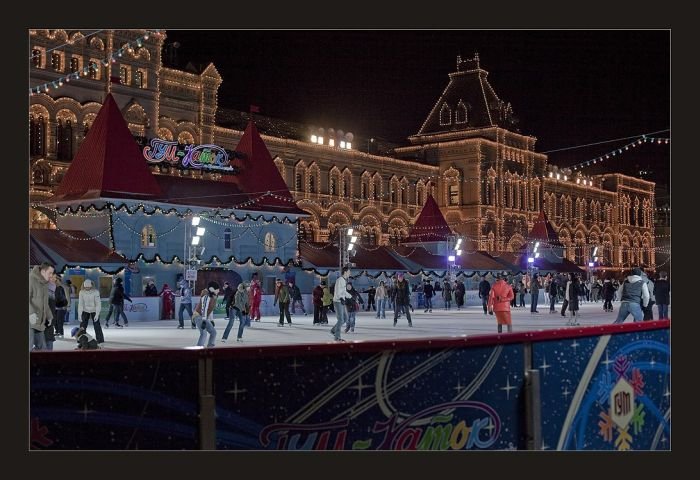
29, 262, 54, 351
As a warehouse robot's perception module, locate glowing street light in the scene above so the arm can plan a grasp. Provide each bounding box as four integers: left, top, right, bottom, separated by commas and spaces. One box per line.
191, 216, 201, 226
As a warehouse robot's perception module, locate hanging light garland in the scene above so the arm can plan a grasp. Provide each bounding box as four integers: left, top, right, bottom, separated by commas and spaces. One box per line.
29, 30, 164, 96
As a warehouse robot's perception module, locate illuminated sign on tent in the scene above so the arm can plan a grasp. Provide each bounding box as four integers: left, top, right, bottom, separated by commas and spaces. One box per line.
142, 138, 241, 173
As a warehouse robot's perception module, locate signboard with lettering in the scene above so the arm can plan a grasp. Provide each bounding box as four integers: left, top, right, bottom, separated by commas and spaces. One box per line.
142, 138, 240, 174
185, 269, 198, 282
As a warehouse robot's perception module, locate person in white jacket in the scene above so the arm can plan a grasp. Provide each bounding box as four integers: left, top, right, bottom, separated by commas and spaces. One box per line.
330, 266, 353, 342
78, 279, 104, 343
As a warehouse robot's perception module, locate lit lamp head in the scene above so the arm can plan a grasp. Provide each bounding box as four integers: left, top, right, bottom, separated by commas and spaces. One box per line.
196, 227, 205, 236
191, 236, 200, 245
448, 255, 456, 262
456, 250, 462, 256
191, 216, 201, 226
588, 262, 594, 267
527, 257, 535, 264
347, 228, 354, 236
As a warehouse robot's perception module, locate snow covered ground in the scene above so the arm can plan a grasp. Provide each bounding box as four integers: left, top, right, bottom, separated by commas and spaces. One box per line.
50, 302, 670, 351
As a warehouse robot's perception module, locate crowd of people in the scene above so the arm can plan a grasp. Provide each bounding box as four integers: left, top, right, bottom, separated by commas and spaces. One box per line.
29, 261, 671, 350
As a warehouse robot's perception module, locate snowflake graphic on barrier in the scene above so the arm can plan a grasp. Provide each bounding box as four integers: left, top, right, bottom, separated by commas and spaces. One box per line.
30, 417, 53, 449
597, 355, 646, 450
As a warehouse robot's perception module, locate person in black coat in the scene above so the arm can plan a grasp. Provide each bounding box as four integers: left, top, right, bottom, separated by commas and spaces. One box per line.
363, 285, 376, 311
222, 281, 235, 320
601, 278, 616, 312
423, 281, 434, 313
478, 277, 491, 314
549, 277, 558, 313
654, 272, 670, 319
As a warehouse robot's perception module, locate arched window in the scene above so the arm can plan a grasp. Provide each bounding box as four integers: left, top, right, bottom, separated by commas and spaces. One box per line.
369, 231, 377, 246
361, 181, 368, 200
330, 178, 337, 196
440, 103, 451, 126
56, 119, 73, 161
32, 168, 44, 185
455, 101, 468, 124
295, 173, 303, 191
224, 228, 232, 250
70, 57, 79, 73
449, 184, 459, 205
134, 70, 144, 88
391, 188, 397, 204
30, 115, 46, 157
120, 66, 129, 85
141, 225, 156, 248
264, 232, 276, 252
309, 175, 315, 194
31, 49, 42, 68
343, 179, 349, 197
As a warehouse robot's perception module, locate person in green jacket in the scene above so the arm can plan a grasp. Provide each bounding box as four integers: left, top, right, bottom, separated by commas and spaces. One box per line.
274, 279, 292, 326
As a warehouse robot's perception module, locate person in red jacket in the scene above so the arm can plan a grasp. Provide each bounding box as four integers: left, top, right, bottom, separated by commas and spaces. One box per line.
249, 276, 263, 322
160, 283, 175, 320
488, 274, 515, 333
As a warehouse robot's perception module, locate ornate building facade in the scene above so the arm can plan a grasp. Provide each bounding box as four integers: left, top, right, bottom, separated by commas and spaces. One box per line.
30, 30, 656, 271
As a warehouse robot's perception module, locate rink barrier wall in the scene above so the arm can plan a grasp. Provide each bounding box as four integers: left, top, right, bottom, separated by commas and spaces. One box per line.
30, 320, 670, 450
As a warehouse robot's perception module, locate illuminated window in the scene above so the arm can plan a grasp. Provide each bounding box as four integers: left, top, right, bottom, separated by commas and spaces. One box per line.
31, 49, 42, 68
224, 228, 232, 250
346, 142, 351, 149
141, 225, 156, 248
340, 141, 346, 148
88, 61, 98, 79
317, 136, 324, 145
55, 119, 72, 161
119, 66, 129, 85
264, 232, 276, 252
449, 184, 459, 205
134, 70, 144, 88
30, 115, 46, 156
70, 57, 80, 73
329, 138, 335, 147
330, 178, 337, 196
51, 52, 61, 72
309, 175, 315, 194
440, 104, 451, 126
310, 134, 317, 143
295, 173, 302, 191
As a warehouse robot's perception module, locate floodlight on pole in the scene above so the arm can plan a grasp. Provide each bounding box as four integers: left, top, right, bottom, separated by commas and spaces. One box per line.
196, 227, 205, 237
588, 262, 594, 267
347, 244, 354, 251
593, 246, 599, 256
347, 228, 354, 236
527, 257, 535, 263
191, 236, 200, 245
535, 252, 540, 258
350, 236, 358, 244
191, 216, 201, 226
448, 255, 456, 262
535, 241, 540, 248
456, 250, 462, 256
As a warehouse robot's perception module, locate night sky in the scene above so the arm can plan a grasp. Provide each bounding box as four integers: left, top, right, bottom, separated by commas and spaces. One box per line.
163, 30, 670, 189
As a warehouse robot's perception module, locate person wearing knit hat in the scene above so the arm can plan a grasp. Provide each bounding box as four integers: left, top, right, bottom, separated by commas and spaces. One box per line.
78, 279, 104, 344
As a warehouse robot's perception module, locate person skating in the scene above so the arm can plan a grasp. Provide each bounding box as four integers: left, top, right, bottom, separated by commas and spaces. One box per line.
613, 268, 649, 324
30, 262, 54, 351
105, 278, 131, 328
487, 274, 514, 333
642, 269, 655, 321
454, 280, 465, 310
654, 272, 670, 320
290, 283, 306, 315
78, 279, 104, 344
518, 282, 526, 308
423, 280, 434, 313
363, 285, 376, 312
274, 279, 293, 326
249, 276, 263, 322
193, 282, 219, 348
331, 266, 352, 342
53, 273, 68, 338
344, 281, 364, 333
321, 281, 333, 324
530, 274, 540, 313
549, 277, 558, 313
176, 280, 194, 329
222, 281, 235, 322
375, 281, 387, 319
478, 276, 491, 314
393, 273, 413, 327
222, 283, 250, 342
312, 281, 324, 325
565, 273, 581, 326
601, 277, 616, 313
442, 279, 452, 310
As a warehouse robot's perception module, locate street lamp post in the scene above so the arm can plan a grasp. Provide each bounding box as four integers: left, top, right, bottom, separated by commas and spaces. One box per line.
185, 215, 205, 291
339, 226, 357, 271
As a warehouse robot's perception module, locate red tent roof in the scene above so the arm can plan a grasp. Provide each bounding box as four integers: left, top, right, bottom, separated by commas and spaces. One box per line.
52, 94, 162, 202
405, 194, 452, 243
30, 229, 126, 268
233, 121, 305, 214
528, 211, 562, 246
